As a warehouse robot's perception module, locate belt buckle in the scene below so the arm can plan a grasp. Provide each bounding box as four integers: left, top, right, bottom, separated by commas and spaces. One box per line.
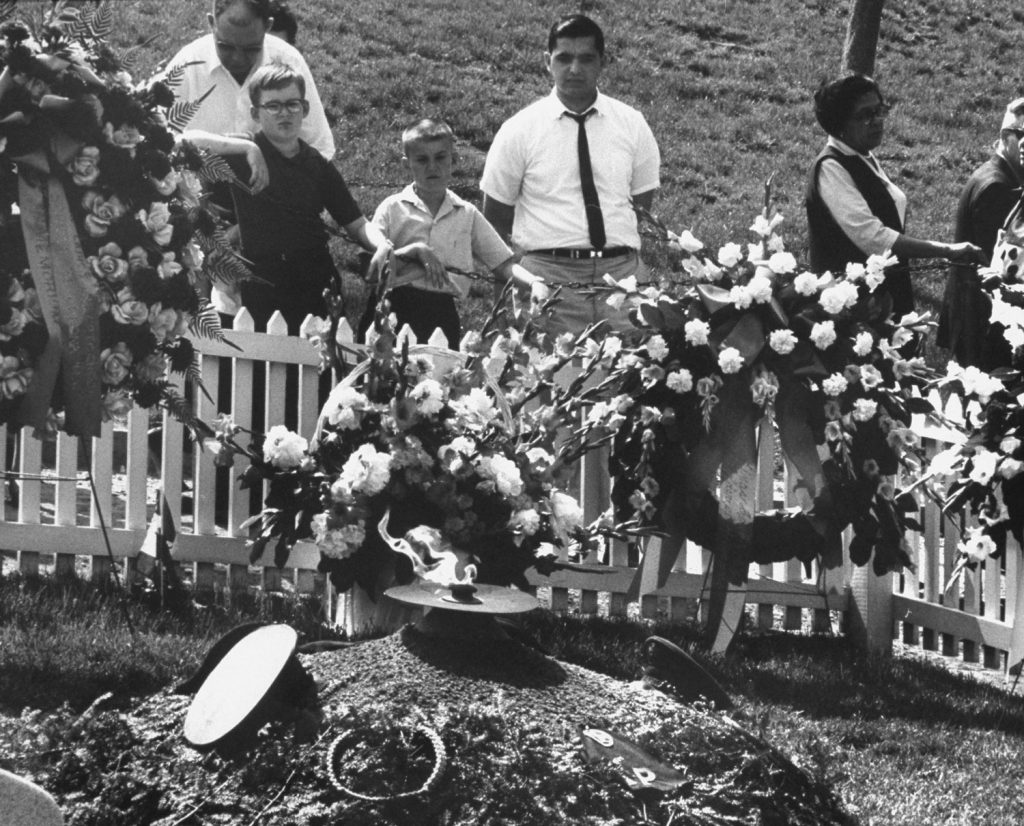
592, 249, 604, 259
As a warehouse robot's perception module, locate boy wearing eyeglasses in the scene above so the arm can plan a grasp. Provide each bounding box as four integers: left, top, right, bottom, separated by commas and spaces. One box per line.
187, 61, 389, 332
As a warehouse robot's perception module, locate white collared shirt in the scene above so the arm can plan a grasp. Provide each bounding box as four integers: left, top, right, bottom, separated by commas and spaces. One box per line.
480, 90, 660, 251
373, 185, 513, 297
817, 136, 907, 256
166, 33, 335, 161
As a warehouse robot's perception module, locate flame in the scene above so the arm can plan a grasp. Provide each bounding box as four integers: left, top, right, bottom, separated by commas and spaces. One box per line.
378, 509, 476, 586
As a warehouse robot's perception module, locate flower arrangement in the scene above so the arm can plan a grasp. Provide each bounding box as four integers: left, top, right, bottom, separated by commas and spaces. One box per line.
0, 2, 247, 434
594, 203, 943, 577
927, 278, 1024, 578
212, 302, 620, 596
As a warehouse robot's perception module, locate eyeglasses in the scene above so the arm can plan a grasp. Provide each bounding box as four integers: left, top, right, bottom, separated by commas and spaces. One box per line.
255, 99, 307, 115
851, 103, 892, 124
1004, 128, 1024, 141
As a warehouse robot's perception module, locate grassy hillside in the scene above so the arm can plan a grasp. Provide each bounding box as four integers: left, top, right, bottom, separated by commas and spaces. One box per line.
115, 0, 1023, 322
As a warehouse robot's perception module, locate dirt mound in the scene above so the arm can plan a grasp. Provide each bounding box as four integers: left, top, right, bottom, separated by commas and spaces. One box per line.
7, 627, 857, 825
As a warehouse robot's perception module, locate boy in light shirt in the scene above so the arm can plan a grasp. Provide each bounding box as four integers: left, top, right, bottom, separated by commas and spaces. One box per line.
368, 119, 545, 346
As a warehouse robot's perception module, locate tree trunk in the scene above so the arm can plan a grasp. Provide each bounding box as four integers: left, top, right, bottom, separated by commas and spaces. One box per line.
842, 0, 885, 76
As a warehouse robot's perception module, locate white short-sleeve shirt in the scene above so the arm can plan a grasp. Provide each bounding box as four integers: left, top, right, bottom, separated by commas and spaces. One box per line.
166, 33, 335, 161
373, 185, 513, 297
480, 90, 660, 251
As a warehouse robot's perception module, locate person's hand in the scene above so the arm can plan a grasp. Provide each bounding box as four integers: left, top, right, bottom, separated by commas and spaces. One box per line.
529, 278, 550, 304
413, 243, 451, 290
945, 242, 986, 265
366, 241, 394, 286
243, 142, 269, 193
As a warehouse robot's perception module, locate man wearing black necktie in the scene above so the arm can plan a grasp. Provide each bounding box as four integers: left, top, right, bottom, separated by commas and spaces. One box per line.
481, 14, 661, 336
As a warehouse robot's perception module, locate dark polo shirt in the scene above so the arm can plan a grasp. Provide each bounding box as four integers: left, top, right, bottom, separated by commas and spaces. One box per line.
232, 131, 362, 262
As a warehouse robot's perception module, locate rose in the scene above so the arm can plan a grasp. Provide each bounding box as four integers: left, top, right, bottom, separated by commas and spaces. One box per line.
135, 351, 169, 383
0, 308, 26, 341
0, 355, 32, 399
157, 253, 182, 280
148, 303, 181, 343
67, 146, 101, 186
99, 342, 133, 385
82, 191, 127, 237
110, 288, 149, 325
103, 121, 143, 154
88, 242, 128, 284
101, 389, 134, 421
138, 202, 174, 246
181, 241, 204, 271
263, 425, 309, 469
127, 247, 150, 269
150, 169, 181, 196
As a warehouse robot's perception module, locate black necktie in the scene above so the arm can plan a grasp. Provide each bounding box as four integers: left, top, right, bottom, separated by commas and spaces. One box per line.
565, 109, 606, 250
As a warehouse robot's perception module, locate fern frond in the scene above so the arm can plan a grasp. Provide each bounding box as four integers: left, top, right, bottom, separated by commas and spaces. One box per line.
167, 86, 214, 133
203, 246, 254, 288
198, 152, 241, 186
89, 1, 113, 39
0, 1, 20, 25
190, 300, 242, 350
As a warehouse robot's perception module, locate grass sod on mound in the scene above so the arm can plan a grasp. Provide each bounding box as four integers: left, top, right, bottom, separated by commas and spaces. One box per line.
109, 0, 1024, 336
4, 580, 1024, 823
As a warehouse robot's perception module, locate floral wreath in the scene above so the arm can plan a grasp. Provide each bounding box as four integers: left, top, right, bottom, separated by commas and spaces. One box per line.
0, 2, 249, 435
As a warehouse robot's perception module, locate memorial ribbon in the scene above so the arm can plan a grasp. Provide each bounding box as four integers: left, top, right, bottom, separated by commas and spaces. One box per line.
15, 141, 102, 437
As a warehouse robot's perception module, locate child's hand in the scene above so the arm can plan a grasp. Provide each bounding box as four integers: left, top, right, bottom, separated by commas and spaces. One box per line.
415, 244, 451, 290
366, 241, 394, 286
396, 242, 451, 290
244, 143, 269, 192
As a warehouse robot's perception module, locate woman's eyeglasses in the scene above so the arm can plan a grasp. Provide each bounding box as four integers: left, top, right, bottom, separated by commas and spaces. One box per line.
255, 99, 307, 115
852, 103, 892, 124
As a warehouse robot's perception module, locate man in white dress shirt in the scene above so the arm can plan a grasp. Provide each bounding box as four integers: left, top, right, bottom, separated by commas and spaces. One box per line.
168, 0, 334, 161
480, 14, 660, 336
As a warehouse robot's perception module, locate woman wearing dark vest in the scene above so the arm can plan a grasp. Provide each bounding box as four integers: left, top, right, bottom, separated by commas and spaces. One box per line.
806, 74, 983, 318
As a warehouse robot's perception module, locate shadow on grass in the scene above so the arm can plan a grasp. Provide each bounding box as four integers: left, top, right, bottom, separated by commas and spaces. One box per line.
0, 575, 341, 714
525, 613, 1024, 738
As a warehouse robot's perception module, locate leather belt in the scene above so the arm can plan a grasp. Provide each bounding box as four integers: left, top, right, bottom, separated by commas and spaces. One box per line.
528, 247, 633, 260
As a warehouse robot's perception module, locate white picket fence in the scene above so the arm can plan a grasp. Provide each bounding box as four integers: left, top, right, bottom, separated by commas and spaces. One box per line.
2, 314, 1022, 672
